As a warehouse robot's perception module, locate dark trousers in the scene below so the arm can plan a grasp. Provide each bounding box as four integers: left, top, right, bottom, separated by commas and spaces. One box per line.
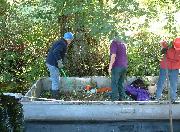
111, 67, 127, 101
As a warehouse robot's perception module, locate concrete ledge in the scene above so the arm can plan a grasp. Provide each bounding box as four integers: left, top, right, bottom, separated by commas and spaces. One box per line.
22, 101, 180, 121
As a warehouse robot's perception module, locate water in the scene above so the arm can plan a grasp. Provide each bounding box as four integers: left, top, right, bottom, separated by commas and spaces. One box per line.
25, 120, 180, 132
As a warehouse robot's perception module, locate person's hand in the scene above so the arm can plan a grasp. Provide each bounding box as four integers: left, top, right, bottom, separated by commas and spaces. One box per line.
161, 48, 168, 54
160, 40, 168, 48
57, 60, 64, 68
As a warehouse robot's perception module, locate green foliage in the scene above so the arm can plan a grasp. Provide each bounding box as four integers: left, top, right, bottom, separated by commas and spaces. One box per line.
127, 32, 161, 76
0, 93, 24, 132
1, 0, 180, 92
0, 0, 10, 16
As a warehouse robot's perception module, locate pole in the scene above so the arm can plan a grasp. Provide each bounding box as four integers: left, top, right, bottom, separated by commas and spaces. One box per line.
166, 1, 174, 130
164, 53, 173, 132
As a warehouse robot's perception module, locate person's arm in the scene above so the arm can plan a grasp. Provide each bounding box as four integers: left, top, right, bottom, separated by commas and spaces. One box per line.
53, 43, 63, 62
108, 53, 116, 74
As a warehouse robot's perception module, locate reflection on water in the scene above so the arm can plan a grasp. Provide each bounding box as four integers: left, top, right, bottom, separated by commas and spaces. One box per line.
25, 120, 180, 132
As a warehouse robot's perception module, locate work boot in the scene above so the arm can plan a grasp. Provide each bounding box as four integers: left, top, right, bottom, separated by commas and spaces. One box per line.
171, 99, 177, 104
154, 98, 160, 102
150, 95, 156, 100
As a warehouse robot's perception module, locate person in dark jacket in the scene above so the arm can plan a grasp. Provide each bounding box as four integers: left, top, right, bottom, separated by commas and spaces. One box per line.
46, 32, 74, 98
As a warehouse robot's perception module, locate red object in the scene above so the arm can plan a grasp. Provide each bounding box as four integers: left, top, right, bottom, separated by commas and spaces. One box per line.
85, 85, 91, 91
160, 48, 180, 69
173, 37, 180, 50
96, 87, 112, 93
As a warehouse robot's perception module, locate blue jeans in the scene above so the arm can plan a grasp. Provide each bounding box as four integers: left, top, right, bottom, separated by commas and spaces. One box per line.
46, 63, 60, 91
156, 68, 179, 100
111, 67, 127, 101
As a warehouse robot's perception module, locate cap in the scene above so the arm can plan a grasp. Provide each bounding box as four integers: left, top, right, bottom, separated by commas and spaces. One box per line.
173, 37, 180, 50
63, 32, 74, 40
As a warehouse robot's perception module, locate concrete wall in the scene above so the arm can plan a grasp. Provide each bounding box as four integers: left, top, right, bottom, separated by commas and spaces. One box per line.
25, 120, 180, 132
21, 76, 180, 121
41, 76, 159, 91
22, 101, 180, 121
25, 76, 180, 98
41, 76, 112, 91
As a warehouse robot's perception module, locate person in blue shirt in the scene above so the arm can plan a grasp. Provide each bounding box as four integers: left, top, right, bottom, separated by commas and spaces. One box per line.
46, 32, 74, 98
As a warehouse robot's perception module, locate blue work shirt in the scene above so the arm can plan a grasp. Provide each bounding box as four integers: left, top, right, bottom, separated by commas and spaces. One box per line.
46, 38, 67, 68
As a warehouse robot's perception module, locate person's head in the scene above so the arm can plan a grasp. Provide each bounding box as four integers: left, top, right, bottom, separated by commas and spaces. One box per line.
63, 32, 74, 44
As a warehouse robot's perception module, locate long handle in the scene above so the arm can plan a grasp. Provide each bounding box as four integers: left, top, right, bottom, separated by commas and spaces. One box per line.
164, 54, 173, 132
60, 68, 67, 77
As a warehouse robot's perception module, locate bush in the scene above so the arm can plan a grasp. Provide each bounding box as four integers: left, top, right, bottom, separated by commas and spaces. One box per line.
0, 93, 24, 132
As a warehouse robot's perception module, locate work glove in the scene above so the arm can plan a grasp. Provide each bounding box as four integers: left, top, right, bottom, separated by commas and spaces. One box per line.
161, 48, 168, 54
57, 60, 64, 68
